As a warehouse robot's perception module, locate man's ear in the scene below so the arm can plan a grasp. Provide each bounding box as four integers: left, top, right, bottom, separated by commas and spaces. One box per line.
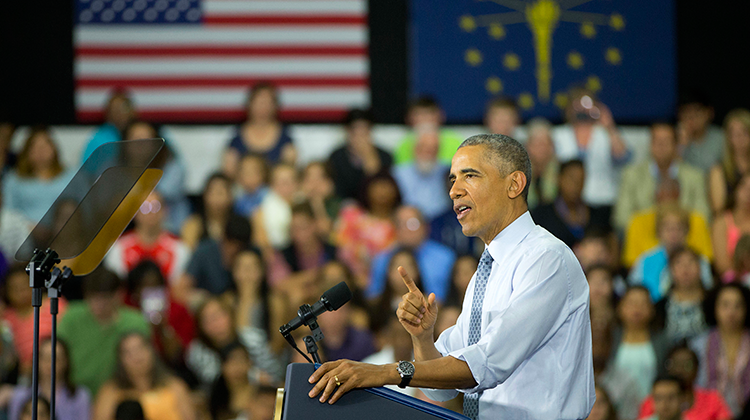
507, 171, 527, 199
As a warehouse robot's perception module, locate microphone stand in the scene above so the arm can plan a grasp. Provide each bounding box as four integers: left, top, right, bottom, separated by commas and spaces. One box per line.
280, 303, 326, 364
45, 266, 72, 420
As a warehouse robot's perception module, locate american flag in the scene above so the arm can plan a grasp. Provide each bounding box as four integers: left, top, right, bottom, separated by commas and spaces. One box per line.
74, 0, 369, 123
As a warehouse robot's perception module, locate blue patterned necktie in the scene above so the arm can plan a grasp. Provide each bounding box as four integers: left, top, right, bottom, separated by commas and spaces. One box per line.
463, 249, 494, 420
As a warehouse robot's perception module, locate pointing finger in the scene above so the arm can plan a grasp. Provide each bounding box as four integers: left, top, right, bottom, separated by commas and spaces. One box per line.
398, 266, 421, 294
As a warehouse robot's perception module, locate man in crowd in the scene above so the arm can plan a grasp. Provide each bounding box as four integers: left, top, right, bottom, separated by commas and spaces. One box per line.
678, 92, 724, 173
394, 97, 463, 165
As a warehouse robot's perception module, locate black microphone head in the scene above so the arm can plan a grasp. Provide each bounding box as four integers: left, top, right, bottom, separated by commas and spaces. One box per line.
320, 281, 352, 311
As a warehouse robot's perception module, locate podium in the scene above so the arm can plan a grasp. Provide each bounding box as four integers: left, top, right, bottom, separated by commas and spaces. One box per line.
276, 364, 469, 420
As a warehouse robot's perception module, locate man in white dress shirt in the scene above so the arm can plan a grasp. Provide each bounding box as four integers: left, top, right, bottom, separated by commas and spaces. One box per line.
309, 134, 595, 420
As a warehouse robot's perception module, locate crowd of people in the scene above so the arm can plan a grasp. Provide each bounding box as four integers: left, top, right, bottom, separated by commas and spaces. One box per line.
0, 82, 748, 420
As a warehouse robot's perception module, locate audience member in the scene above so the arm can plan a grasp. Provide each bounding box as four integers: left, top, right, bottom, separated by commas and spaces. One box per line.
724, 234, 750, 284
592, 316, 641, 420
394, 97, 463, 165
653, 247, 709, 344
81, 91, 136, 162
181, 173, 240, 250
19, 396, 50, 420
58, 268, 150, 395
615, 122, 709, 231
678, 92, 724, 173
709, 109, 750, 214
587, 264, 617, 329
334, 173, 400, 286
1, 126, 73, 224
392, 126, 452, 221
713, 174, 750, 275
222, 82, 296, 178
532, 159, 611, 248
300, 161, 341, 239
2, 265, 67, 376
574, 228, 622, 276
484, 97, 520, 137
252, 163, 299, 252
0, 185, 31, 265
114, 400, 144, 420
552, 89, 630, 207
444, 254, 479, 308
629, 206, 713, 302
246, 386, 277, 420
691, 283, 750, 416
623, 178, 713, 269
524, 117, 558, 209
231, 247, 273, 332
317, 282, 376, 362
315, 260, 370, 331
208, 342, 254, 420
585, 386, 618, 420
7, 339, 90, 420
638, 345, 732, 420
0, 121, 17, 175
105, 191, 190, 284
645, 376, 688, 420
233, 153, 269, 218
93, 333, 194, 420
362, 313, 417, 397
367, 206, 455, 302
369, 248, 425, 333
328, 109, 393, 200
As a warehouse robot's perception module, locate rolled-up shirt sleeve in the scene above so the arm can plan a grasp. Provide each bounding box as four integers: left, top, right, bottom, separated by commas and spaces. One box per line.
447, 249, 571, 394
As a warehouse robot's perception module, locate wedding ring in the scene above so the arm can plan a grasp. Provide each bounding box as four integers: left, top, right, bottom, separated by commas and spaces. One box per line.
334, 375, 341, 386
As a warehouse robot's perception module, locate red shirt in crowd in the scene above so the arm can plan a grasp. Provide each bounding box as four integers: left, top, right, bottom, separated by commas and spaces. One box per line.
638, 387, 732, 420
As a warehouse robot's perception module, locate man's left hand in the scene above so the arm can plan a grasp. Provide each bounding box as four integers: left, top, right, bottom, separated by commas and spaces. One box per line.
308, 360, 395, 404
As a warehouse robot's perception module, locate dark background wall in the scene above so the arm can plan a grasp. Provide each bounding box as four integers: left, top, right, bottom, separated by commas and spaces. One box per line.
1, 0, 747, 125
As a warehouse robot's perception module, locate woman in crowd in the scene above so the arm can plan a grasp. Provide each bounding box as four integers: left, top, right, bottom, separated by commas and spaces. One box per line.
1, 126, 72, 224
653, 247, 708, 345
587, 264, 617, 331
233, 153, 269, 219
444, 254, 479, 307
585, 385, 618, 420
181, 173, 241, 250
93, 333, 194, 420
252, 163, 299, 254
709, 109, 750, 214
8, 339, 90, 420
223, 82, 296, 179
208, 342, 255, 420
724, 234, 750, 285
300, 161, 341, 239
524, 117, 558, 210
712, 173, 750, 276
691, 283, 750, 416
369, 249, 424, 333
186, 297, 283, 389
335, 173, 401, 287
316, 260, 370, 330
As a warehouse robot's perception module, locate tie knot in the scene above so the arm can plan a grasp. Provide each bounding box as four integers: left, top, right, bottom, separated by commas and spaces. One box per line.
480, 249, 493, 266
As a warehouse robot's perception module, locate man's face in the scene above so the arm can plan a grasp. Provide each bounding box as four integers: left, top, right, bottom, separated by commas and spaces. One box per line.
485, 107, 518, 136
652, 381, 683, 420
658, 214, 688, 250
87, 292, 119, 323
408, 107, 442, 128
558, 165, 584, 204
395, 207, 427, 248
667, 349, 698, 385
449, 145, 511, 244
678, 103, 713, 136
651, 125, 677, 166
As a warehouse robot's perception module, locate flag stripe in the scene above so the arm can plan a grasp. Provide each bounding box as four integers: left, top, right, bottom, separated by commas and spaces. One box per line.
76, 45, 367, 57
76, 76, 368, 88
76, 108, 349, 123
203, 1, 366, 15
203, 15, 366, 25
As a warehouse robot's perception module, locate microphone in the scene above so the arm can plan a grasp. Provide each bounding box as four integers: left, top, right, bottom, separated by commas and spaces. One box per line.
279, 281, 352, 337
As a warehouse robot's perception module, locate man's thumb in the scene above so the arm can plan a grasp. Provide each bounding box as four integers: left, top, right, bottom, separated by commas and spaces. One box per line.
427, 293, 437, 309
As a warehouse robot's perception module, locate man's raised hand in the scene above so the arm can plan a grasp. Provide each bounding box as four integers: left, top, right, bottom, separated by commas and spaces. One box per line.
396, 266, 438, 340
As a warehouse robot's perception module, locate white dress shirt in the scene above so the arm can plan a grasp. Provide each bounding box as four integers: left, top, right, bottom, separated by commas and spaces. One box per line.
422, 212, 595, 420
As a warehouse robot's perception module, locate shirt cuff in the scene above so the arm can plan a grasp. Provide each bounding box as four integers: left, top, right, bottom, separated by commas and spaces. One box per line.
447, 344, 491, 394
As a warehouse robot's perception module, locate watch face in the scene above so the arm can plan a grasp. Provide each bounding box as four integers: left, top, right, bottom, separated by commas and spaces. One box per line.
398, 361, 415, 376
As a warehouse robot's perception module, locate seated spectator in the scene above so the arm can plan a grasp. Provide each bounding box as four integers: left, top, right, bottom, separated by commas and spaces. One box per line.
394, 97, 463, 165
114, 400, 144, 420
233, 153, 268, 219
690, 283, 750, 416
615, 122, 709, 231
19, 396, 51, 420
176, 216, 251, 305
444, 254, 479, 308
713, 173, 750, 275
93, 333, 194, 420
232, 247, 273, 331
574, 228, 622, 275
532, 159, 611, 248
369, 248, 425, 332
484, 96, 520, 137
392, 126, 452, 222
678, 91, 724, 173
2, 265, 67, 376
586, 386, 619, 420
122, 121, 190, 233
300, 161, 341, 239
208, 342, 255, 420
2, 126, 73, 224
105, 191, 190, 284
623, 178, 713, 269
723, 234, 750, 284
316, 261, 370, 331
269, 202, 336, 285
587, 264, 617, 329
328, 109, 393, 201
613, 286, 670, 403
709, 109, 750, 214
0, 184, 32, 264
592, 316, 641, 420
186, 297, 283, 389
58, 268, 150, 395
367, 206, 455, 302
552, 89, 630, 207
252, 163, 299, 252
123, 261, 195, 367
181, 173, 240, 250
639, 345, 732, 420
317, 278, 376, 362
8, 338, 90, 420
653, 247, 709, 344
645, 376, 689, 420
81, 90, 135, 162
524, 117, 558, 209
222, 82, 296, 179
247, 386, 277, 420
0, 121, 17, 175
334, 173, 400, 286
629, 206, 713, 302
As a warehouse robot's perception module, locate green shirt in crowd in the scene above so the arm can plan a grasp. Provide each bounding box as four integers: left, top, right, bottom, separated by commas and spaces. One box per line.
393, 129, 464, 165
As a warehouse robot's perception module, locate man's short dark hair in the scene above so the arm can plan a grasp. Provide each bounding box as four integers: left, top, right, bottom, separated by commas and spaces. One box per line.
291, 201, 315, 219
83, 267, 122, 296
653, 375, 690, 393
344, 108, 373, 127
559, 159, 585, 177
485, 96, 519, 114
224, 216, 252, 244
458, 134, 532, 200
407, 96, 440, 112
678, 90, 712, 109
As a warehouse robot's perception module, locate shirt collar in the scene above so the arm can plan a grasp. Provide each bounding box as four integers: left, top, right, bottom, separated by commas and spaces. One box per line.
648, 160, 679, 179
486, 211, 535, 262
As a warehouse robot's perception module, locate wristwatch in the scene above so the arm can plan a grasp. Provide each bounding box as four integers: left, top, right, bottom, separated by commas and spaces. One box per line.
397, 360, 415, 388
